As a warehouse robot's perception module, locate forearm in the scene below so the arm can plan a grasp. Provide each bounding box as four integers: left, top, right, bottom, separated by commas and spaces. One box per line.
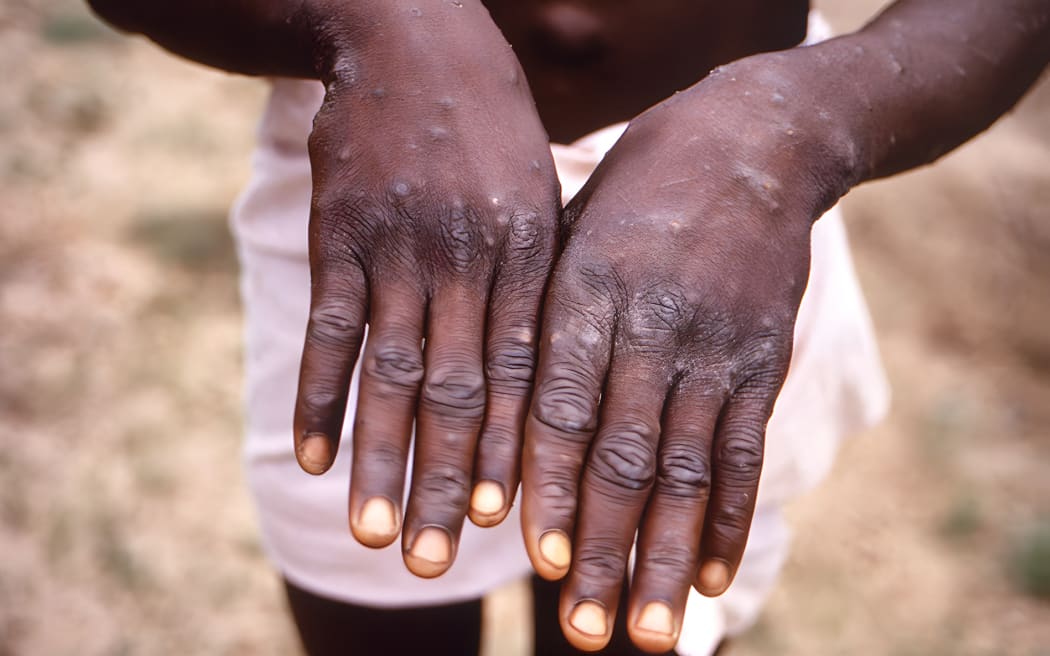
84, 0, 498, 81
650, 0, 1047, 221
813, 0, 1050, 184
86, 0, 339, 78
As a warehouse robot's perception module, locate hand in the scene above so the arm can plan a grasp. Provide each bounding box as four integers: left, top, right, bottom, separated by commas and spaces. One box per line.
521, 55, 855, 651
292, 1, 560, 578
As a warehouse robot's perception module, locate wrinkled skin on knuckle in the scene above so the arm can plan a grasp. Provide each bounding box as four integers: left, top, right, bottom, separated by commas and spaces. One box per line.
636, 284, 690, 325
641, 543, 700, 582
478, 423, 518, 452
365, 340, 424, 392
716, 431, 764, 487
433, 204, 488, 275
310, 192, 392, 268
574, 538, 629, 581
312, 167, 371, 217
619, 286, 694, 359
732, 372, 787, 414
542, 262, 618, 342
486, 335, 536, 390
505, 209, 552, 264
414, 462, 472, 510
533, 375, 599, 437
355, 440, 406, 476
568, 260, 626, 305
533, 469, 581, 518
531, 317, 608, 438
707, 502, 755, 544
587, 426, 658, 493
308, 300, 364, 349
422, 366, 486, 418
673, 308, 791, 394
680, 304, 746, 358
732, 313, 794, 372
298, 387, 344, 419
657, 441, 713, 499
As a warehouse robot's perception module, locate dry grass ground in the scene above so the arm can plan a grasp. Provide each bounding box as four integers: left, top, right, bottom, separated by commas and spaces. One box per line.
1, 1, 1048, 654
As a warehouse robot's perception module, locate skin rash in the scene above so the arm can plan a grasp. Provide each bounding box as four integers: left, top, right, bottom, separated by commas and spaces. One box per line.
85, 0, 1050, 652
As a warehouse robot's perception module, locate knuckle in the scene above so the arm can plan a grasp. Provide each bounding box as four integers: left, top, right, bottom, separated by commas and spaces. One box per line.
571, 260, 623, 302
683, 308, 740, 352
716, 433, 764, 483
311, 202, 378, 265
486, 335, 536, 389
354, 440, 406, 476
709, 507, 753, 543
533, 470, 580, 517
626, 286, 690, 343
313, 183, 368, 227
505, 210, 551, 261
436, 205, 486, 274
658, 442, 712, 499
587, 424, 658, 492
365, 341, 424, 391
735, 329, 793, 380
415, 463, 471, 508
478, 424, 518, 453
532, 378, 599, 437
299, 387, 344, 417
308, 301, 364, 348
734, 370, 786, 400
574, 539, 628, 581
642, 543, 699, 580
422, 366, 486, 417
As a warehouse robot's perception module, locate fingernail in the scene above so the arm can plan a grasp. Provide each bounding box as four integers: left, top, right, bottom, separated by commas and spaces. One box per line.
569, 600, 608, 637
355, 497, 399, 546
470, 481, 506, 517
407, 526, 452, 578
698, 559, 731, 595
636, 601, 675, 636
298, 433, 331, 474
539, 530, 572, 570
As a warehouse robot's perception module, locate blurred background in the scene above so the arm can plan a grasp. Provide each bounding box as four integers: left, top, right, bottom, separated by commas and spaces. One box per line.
0, 0, 1048, 654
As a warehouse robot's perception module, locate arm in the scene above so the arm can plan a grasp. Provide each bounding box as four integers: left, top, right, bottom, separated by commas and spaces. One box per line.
89, 0, 562, 577
521, 1, 1049, 652
86, 0, 347, 79
746, 0, 1050, 191
832, 0, 1050, 181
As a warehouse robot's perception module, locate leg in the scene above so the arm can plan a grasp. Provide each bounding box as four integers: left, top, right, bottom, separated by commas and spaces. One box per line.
531, 574, 676, 656
284, 578, 482, 656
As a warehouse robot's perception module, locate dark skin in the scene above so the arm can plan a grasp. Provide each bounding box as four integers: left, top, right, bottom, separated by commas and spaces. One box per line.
87, 0, 1050, 652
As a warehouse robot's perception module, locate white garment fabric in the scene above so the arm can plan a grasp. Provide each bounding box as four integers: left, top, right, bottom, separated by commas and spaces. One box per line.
231, 11, 888, 654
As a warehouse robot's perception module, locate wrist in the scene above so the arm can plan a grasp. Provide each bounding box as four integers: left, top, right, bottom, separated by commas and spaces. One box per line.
715, 49, 869, 213
653, 48, 866, 223
307, 0, 505, 85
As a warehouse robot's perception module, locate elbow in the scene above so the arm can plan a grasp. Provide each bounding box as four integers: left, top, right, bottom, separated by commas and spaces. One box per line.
85, 0, 143, 33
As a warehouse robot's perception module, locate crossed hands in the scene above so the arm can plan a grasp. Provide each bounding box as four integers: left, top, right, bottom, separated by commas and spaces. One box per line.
290, 9, 844, 653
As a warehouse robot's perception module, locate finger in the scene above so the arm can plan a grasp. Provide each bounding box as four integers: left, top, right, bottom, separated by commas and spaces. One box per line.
402, 284, 488, 578
293, 262, 369, 476
470, 211, 555, 527
627, 383, 724, 652
558, 356, 667, 652
347, 282, 426, 549
521, 288, 614, 582
696, 382, 778, 597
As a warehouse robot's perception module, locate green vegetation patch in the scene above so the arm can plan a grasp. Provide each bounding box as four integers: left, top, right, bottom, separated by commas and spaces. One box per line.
1007, 519, 1050, 600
